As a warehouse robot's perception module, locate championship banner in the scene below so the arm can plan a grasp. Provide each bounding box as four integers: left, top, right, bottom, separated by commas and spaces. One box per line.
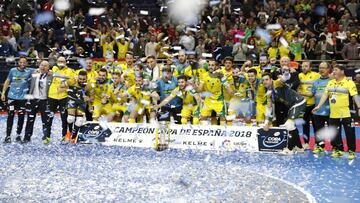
77, 122, 287, 152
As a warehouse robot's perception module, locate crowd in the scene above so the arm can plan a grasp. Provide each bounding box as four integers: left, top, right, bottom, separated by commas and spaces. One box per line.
1, 0, 360, 160
0, 0, 359, 64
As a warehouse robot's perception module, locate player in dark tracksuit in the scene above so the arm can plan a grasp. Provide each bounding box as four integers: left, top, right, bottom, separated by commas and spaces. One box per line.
262, 72, 306, 151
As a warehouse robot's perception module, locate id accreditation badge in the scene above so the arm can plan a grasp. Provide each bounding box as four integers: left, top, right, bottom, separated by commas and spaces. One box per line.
330, 94, 337, 104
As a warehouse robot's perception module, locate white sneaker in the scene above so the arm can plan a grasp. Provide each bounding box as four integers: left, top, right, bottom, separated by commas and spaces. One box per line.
302, 143, 309, 150
293, 146, 305, 153
279, 148, 294, 155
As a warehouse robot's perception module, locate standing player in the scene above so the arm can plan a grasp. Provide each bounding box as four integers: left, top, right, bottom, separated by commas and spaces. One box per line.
310, 62, 332, 154
297, 60, 320, 148
197, 59, 233, 125
313, 65, 360, 159
1, 56, 34, 143
46, 56, 76, 144
64, 71, 90, 142
246, 69, 267, 125
89, 68, 113, 121
24, 60, 52, 143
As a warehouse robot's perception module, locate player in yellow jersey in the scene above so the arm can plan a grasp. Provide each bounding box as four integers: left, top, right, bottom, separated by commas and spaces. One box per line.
46, 56, 76, 143
155, 75, 202, 124
119, 75, 159, 124
88, 68, 114, 121
220, 57, 236, 125
197, 59, 233, 125
247, 69, 267, 125
77, 58, 98, 82
297, 60, 320, 146
313, 65, 360, 159
109, 72, 128, 122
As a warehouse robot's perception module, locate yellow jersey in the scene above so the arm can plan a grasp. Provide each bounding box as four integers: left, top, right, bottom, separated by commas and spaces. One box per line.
116, 41, 129, 59
325, 78, 358, 119
170, 86, 197, 105
89, 80, 114, 106
279, 46, 290, 58
126, 85, 151, 104
220, 67, 235, 102
298, 71, 320, 106
267, 47, 279, 59
76, 69, 98, 82
48, 66, 76, 100
202, 74, 226, 101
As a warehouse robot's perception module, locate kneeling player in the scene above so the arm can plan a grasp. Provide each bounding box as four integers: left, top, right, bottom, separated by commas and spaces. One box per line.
119, 75, 159, 123
155, 75, 201, 124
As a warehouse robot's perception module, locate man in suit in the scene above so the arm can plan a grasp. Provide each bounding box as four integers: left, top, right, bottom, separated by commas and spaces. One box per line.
23, 60, 52, 143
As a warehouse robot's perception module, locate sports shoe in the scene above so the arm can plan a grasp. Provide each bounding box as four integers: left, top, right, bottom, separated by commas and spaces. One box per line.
302, 143, 310, 150
293, 146, 305, 153
313, 147, 325, 154
4, 136, 11, 143
279, 148, 294, 155
331, 149, 344, 158
15, 135, 22, 142
43, 137, 51, 145
21, 137, 31, 144
348, 150, 356, 160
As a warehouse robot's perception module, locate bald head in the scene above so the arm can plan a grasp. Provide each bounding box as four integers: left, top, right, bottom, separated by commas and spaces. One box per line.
39, 60, 50, 74
57, 57, 67, 68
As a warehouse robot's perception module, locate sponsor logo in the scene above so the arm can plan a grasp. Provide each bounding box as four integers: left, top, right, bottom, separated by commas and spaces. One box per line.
79, 124, 112, 142
262, 131, 286, 148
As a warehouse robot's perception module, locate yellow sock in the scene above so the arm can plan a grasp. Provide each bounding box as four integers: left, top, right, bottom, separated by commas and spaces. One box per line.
128, 118, 136, 123
181, 118, 188, 124
245, 122, 251, 126
226, 121, 233, 126
193, 117, 199, 125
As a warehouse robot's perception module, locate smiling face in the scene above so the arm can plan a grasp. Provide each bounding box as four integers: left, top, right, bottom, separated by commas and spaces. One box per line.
39, 61, 49, 74
18, 57, 27, 70
262, 74, 272, 89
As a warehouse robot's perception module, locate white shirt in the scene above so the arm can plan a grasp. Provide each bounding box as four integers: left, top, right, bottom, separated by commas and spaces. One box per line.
32, 73, 47, 100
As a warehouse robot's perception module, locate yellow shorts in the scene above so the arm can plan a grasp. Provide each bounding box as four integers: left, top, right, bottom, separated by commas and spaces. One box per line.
256, 104, 266, 123
181, 104, 200, 118
93, 103, 113, 118
200, 99, 225, 117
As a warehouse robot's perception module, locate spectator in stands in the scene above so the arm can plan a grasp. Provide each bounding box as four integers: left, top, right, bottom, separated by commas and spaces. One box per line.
145, 35, 157, 57
0, 35, 14, 57
232, 40, 247, 61
355, 73, 360, 93
342, 34, 360, 60
179, 30, 195, 51
17, 31, 33, 50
